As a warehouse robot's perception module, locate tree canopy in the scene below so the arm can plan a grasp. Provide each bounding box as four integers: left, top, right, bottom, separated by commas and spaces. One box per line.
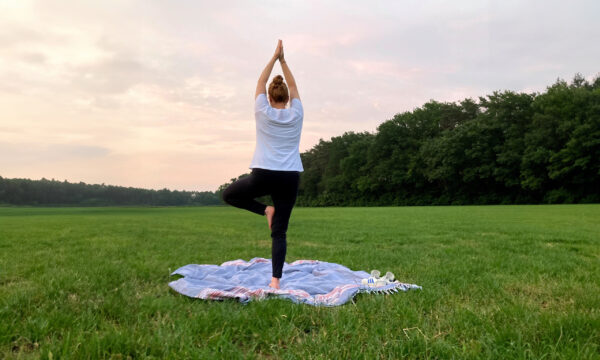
221, 74, 600, 206
0, 177, 221, 206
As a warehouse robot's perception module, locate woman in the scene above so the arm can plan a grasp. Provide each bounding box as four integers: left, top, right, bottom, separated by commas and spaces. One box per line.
222, 40, 303, 290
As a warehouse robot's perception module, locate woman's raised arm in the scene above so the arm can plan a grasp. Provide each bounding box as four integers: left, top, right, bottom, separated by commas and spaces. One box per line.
278, 42, 299, 100
255, 40, 282, 100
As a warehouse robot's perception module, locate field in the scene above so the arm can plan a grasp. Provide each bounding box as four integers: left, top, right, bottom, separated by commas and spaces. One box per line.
0, 205, 599, 359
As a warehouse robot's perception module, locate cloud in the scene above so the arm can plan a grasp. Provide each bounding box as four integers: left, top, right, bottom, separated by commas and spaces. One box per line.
66, 57, 147, 94
0, 143, 110, 165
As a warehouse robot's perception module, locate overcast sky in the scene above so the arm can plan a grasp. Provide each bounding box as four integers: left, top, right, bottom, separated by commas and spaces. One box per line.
1, 0, 598, 191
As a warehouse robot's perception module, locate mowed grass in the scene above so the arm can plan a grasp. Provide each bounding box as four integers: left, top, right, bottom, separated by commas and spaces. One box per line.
0, 205, 599, 359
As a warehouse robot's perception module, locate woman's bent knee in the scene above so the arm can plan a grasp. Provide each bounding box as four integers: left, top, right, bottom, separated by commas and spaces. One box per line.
222, 187, 234, 205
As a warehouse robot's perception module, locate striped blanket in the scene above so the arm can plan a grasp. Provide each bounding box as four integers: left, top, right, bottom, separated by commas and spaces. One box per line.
169, 257, 421, 306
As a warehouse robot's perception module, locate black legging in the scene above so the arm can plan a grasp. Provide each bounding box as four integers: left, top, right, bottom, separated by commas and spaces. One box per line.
222, 168, 300, 278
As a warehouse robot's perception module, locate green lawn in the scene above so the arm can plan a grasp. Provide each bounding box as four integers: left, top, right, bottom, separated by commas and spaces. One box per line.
0, 205, 598, 359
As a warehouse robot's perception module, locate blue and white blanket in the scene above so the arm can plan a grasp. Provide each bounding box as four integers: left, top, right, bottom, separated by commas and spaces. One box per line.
169, 257, 422, 306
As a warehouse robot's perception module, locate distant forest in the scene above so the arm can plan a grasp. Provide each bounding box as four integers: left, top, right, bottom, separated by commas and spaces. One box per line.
0, 177, 221, 206
220, 74, 600, 206
2, 74, 598, 207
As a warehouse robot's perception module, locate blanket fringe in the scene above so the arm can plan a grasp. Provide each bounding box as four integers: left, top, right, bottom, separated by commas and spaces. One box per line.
359, 282, 422, 295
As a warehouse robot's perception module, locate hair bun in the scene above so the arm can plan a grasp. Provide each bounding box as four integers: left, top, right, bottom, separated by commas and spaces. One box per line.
268, 75, 289, 103
273, 75, 284, 85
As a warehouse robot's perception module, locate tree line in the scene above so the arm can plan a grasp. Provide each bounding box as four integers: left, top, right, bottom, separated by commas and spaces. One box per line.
0, 177, 221, 206
219, 74, 600, 206
2, 74, 598, 207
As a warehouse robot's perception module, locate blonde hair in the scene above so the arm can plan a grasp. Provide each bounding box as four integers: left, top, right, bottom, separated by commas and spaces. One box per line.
268, 75, 289, 104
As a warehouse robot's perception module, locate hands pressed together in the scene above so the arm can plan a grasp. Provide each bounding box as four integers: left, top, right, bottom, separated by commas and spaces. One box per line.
273, 39, 285, 63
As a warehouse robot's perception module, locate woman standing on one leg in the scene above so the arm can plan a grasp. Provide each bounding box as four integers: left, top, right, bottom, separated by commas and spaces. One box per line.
222, 40, 304, 290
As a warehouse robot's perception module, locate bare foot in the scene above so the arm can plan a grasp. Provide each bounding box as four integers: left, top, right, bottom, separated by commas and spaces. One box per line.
264, 206, 275, 230
269, 277, 280, 289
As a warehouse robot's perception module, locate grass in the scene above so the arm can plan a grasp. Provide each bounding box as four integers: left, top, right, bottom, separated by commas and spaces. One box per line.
0, 205, 599, 359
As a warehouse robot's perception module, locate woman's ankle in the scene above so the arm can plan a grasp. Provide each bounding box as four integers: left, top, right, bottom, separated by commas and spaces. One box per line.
269, 276, 280, 289
265, 206, 275, 230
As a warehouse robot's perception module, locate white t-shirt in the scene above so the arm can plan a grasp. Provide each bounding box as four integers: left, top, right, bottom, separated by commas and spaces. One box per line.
249, 93, 304, 172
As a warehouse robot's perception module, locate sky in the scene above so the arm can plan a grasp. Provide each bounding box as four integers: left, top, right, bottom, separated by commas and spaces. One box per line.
1, 0, 599, 191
